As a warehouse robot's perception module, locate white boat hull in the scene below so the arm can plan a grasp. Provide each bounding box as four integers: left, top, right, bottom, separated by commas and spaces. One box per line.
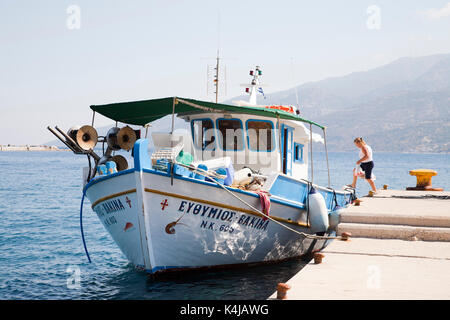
85, 169, 338, 274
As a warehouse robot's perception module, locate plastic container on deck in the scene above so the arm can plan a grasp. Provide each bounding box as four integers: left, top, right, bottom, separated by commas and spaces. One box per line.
214, 167, 228, 185
97, 164, 107, 176
106, 161, 117, 174
194, 164, 208, 181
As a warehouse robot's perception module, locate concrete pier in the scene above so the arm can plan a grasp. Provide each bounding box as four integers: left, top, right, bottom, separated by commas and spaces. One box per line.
338, 189, 450, 241
0, 145, 63, 151
269, 189, 450, 300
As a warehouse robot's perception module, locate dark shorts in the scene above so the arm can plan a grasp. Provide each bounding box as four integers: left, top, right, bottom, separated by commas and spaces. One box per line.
360, 161, 374, 179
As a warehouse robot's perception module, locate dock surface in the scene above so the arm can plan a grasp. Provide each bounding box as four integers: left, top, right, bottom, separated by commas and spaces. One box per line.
338, 189, 450, 241
269, 189, 450, 299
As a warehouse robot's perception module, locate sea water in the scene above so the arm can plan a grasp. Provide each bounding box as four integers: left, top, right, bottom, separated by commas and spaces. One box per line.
0, 151, 448, 300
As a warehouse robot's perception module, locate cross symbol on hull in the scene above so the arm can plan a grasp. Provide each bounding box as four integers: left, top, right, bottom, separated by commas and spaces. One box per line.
160, 199, 169, 211
125, 196, 132, 208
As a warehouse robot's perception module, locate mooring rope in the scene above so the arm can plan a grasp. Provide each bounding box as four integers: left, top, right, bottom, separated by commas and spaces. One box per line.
174, 162, 348, 241
323, 127, 331, 188
80, 191, 92, 263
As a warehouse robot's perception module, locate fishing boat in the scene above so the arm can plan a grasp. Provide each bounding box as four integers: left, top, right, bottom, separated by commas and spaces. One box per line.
48, 66, 354, 275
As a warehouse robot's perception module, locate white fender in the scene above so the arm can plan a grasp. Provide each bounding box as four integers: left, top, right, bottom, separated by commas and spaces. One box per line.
328, 205, 344, 230
307, 187, 329, 233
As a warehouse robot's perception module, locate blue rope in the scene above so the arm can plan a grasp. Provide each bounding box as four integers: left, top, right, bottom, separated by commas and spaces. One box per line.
80, 191, 92, 263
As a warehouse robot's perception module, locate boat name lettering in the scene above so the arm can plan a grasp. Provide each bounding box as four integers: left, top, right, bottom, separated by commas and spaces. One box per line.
178, 201, 235, 222
178, 200, 269, 231
102, 199, 125, 214
95, 198, 126, 216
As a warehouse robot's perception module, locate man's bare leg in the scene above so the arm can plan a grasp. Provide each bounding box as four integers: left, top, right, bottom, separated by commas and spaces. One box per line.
367, 179, 377, 192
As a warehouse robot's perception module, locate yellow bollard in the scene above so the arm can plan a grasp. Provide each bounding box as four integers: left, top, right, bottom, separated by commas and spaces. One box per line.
407, 169, 443, 191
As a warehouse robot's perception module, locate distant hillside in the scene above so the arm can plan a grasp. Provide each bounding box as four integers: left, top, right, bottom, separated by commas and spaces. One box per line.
45, 53, 450, 154
228, 53, 450, 153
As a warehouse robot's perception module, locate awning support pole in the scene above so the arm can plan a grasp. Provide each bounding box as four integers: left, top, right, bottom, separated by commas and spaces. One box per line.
309, 123, 314, 184
171, 97, 176, 135
276, 115, 282, 172
170, 97, 177, 148
91, 111, 96, 127
323, 127, 331, 188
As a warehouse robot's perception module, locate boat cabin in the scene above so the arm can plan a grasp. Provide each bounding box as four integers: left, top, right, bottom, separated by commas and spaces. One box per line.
85, 96, 326, 186
178, 112, 322, 180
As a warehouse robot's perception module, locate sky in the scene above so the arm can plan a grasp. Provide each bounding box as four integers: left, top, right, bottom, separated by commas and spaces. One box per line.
1, 0, 450, 145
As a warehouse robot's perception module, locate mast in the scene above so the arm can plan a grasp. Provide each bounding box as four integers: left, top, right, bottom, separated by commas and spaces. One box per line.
204, 50, 228, 103
214, 50, 220, 103
291, 57, 300, 111
215, 10, 221, 104
244, 66, 263, 105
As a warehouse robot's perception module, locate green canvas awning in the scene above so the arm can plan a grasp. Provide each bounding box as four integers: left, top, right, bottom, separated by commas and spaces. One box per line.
90, 97, 325, 129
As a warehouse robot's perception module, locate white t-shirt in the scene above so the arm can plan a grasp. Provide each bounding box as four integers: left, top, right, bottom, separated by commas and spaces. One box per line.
359, 145, 373, 163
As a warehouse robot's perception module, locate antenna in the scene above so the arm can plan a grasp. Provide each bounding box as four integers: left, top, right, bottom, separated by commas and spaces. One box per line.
224, 65, 227, 97
291, 57, 300, 111
206, 64, 210, 96
215, 10, 220, 103
202, 11, 221, 103
203, 52, 229, 103
201, 10, 236, 102
214, 50, 220, 103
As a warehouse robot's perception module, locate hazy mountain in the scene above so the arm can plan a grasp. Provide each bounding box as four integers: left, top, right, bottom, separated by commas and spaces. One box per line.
45, 53, 449, 154
229, 53, 450, 153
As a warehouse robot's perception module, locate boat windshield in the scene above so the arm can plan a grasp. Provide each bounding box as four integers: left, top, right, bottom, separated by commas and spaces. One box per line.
191, 119, 215, 150
216, 119, 244, 151
246, 120, 274, 152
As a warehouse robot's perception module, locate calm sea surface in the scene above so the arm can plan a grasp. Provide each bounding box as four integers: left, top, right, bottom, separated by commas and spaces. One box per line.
0, 151, 448, 300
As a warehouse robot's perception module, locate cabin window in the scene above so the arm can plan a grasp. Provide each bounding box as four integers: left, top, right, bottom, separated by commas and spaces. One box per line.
246, 120, 275, 152
191, 118, 215, 150
216, 118, 244, 151
294, 142, 304, 163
